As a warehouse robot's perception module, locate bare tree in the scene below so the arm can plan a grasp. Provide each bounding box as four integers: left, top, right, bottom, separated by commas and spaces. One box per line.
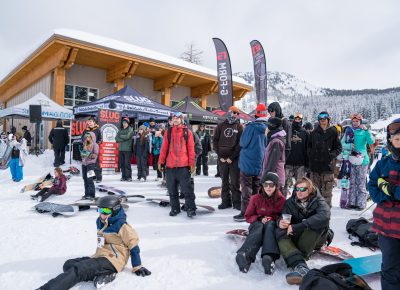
179, 42, 203, 65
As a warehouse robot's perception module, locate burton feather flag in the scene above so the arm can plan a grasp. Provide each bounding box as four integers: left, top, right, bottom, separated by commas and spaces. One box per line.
250, 40, 267, 104
212, 38, 233, 111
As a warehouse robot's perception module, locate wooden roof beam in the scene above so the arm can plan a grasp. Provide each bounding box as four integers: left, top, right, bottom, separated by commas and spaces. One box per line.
106, 61, 133, 82
126, 62, 139, 78
63, 48, 79, 69
191, 82, 217, 97
233, 89, 248, 101
154, 72, 184, 91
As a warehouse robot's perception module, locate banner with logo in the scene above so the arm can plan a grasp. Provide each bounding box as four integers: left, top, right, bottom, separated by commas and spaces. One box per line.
98, 109, 120, 170
250, 40, 267, 105
212, 38, 233, 112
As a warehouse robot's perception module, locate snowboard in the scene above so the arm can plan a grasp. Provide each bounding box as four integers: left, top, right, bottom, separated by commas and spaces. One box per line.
97, 185, 126, 196
344, 254, 382, 276
146, 198, 215, 213
0, 143, 12, 169
208, 186, 222, 198
74, 197, 130, 209
34, 202, 78, 217
63, 166, 80, 175
20, 173, 52, 193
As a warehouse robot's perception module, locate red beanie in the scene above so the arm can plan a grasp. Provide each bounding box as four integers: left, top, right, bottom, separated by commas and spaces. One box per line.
255, 103, 267, 118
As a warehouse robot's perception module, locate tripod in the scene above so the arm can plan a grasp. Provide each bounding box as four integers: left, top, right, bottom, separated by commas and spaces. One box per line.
33, 122, 44, 156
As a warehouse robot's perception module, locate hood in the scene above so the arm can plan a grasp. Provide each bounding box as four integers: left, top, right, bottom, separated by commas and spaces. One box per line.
88, 131, 97, 143
96, 208, 127, 233
268, 102, 283, 118
271, 129, 286, 138
255, 116, 269, 123
247, 120, 267, 133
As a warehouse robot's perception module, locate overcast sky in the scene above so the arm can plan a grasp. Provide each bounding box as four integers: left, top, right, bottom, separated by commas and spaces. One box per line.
1, 0, 399, 89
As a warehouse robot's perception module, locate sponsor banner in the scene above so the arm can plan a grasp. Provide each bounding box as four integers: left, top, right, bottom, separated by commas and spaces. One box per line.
71, 119, 88, 141
250, 40, 267, 105
73, 103, 170, 117
212, 38, 233, 112
98, 109, 121, 170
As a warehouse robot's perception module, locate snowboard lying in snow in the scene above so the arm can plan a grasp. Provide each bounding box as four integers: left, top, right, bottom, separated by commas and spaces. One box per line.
147, 198, 215, 213
34, 202, 79, 217
226, 229, 354, 260
63, 166, 80, 175
97, 185, 127, 196
344, 254, 382, 276
20, 173, 52, 193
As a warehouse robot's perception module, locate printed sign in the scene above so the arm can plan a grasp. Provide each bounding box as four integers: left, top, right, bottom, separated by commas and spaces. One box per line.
98, 109, 121, 170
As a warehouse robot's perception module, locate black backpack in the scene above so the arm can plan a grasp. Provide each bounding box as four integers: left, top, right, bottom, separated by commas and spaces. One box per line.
300, 263, 372, 290
346, 218, 379, 250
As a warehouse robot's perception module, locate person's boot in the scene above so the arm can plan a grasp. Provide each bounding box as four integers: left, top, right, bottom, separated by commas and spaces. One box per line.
233, 213, 246, 222
169, 209, 181, 217
235, 252, 251, 273
286, 263, 310, 285
93, 273, 117, 288
187, 209, 196, 218
218, 203, 232, 210
262, 255, 275, 275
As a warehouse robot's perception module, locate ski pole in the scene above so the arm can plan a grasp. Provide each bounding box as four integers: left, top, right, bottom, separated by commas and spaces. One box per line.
359, 202, 376, 216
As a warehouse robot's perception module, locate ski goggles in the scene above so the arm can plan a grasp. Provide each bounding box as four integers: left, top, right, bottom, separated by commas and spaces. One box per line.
98, 207, 113, 215
350, 113, 363, 120
295, 187, 308, 192
317, 113, 330, 120
388, 122, 400, 135
264, 181, 276, 188
172, 112, 183, 118
294, 113, 303, 120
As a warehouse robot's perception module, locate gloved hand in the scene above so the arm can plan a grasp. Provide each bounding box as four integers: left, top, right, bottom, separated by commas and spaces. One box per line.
378, 178, 397, 197
133, 266, 151, 277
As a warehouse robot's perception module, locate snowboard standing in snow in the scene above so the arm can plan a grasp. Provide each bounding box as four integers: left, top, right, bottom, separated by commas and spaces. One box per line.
34, 202, 78, 217
146, 198, 215, 213
20, 173, 52, 193
0, 142, 12, 169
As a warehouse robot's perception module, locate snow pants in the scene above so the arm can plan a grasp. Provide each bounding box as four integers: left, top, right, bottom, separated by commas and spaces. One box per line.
82, 164, 95, 198
284, 165, 306, 197
196, 154, 209, 175
347, 164, 368, 209
276, 227, 327, 268
152, 154, 162, 178
137, 155, 148, 180
238, 221, 280, 261
118, 151, 132, 180
39, 256, 116, 290
166, 167, 196, 212
94, 158, 102, 182
220, 158, 241, 208
310, 172, 334, 207
10, 157, 23, 181
379, 234, 400, 290
33, 188, 62, 202
53, 148, 66, 167
240, 172, 261, 215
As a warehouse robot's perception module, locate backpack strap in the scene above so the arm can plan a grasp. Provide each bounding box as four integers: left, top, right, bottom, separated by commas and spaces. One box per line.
164, 126, 191, 166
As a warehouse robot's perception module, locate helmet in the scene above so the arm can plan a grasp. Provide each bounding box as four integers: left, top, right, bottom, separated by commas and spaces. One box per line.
97, 196, 121, 215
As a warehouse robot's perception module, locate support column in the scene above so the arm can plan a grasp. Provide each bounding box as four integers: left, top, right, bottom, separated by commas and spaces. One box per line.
200, 95, 207, 109
53, 67, 66, 105
162, 87, 171, 106
114, 78, 125, 92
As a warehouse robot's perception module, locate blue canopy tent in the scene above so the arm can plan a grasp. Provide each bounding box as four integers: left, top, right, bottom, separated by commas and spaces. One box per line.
73, 85, 177, 120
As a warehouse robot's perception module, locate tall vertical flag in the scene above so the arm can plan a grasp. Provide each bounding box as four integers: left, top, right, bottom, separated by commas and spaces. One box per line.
212, 38, 233, 112
250, 40, 267, 104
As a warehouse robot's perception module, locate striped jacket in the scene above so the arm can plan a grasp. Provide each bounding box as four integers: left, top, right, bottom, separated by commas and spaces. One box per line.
368, 155, 400, 239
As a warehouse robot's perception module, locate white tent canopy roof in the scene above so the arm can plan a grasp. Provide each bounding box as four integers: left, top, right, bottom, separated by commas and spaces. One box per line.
0, 92, 73, 120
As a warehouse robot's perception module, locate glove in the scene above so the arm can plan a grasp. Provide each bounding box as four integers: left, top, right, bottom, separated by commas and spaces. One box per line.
134, 266, 151, 277
378, 178, 397, 197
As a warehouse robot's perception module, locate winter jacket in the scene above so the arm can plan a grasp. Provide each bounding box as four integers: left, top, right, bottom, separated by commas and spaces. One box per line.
133, 134, 150, 159
10, 138, 28, 166
286, 123, 308, 167
267, 102, 292, 158
23, 130, 32, 146
158, 124, 195, 168
192, 130, 203, 158
152, 136, 163, 156
196, 130, 211, 155
94, 209, 141, 272
49, 126, 69, 150
81, 132, 99, 166
261, 130, 286, 187
341, 127, 374, 166
50, 174, 67, 194
212, 120, 243, 160
82, 125, 102, 144
115, 126, 134, 152
245, 190, 286, 224
308, 125, 342, 173
368, 155, 400, 239
282, 189, 331, 234
239, 118, 267, 176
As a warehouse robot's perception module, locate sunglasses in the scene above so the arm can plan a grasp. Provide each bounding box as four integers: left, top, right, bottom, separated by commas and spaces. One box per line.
98, 207, 112, 215
268, 109, 274, 113
294, 113, 303, 119
264, 182, 276, 188
350, 113, 362, 120
232, 112, 240, 115
388, 122, 400, 135
295, 187, 308, 192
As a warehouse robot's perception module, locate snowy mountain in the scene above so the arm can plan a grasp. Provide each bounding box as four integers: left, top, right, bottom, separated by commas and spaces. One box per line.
234, 71, 400, 124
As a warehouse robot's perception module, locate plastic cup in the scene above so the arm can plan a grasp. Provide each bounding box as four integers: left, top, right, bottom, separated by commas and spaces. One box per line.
282, 214, 292, 223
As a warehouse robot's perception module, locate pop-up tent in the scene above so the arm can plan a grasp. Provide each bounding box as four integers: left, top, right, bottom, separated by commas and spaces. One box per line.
73, 85, 177, 120
172, 96, 222, 124
212, 108, 254, 122
0, 92, 73, 120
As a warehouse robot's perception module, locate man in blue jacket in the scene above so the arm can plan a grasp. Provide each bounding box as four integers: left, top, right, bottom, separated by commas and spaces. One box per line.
235, 104, 268, 222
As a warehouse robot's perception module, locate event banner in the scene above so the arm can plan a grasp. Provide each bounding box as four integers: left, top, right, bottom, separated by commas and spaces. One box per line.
250, 40, 267, 105
212, 38, 233, 112
98, 109, 120, 170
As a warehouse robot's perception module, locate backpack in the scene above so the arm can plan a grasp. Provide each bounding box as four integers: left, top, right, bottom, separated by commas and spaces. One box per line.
300, 263, 372, 290
346, 218, 379, 250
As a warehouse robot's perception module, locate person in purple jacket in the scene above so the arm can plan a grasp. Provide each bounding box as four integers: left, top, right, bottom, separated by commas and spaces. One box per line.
261, 117, 287, 190
80, 132, 99, 200
31, 167, 67, 202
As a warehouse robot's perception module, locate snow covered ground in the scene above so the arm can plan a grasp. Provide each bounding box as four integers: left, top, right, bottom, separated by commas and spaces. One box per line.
0, 151, 381, 290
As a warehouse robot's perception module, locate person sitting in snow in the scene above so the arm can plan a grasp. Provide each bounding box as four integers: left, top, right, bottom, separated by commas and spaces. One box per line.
235, 172, 286, 275
31, 167, 67, 202
36, 196, 151, 290
276, 177, 330, 285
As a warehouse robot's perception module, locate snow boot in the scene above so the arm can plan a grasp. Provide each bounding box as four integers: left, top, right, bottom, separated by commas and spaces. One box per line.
235, 252, 251, 273
262, 255, 275, 275
93, 273, 116, 288
169, 209, 181, 217
187, 209, 196, 218
233, 213, 246, 222
286, 263, 310, 285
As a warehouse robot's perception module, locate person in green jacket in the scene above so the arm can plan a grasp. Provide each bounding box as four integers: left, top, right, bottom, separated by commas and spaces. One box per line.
341, 113, 374, 209
115, 118, 134, 181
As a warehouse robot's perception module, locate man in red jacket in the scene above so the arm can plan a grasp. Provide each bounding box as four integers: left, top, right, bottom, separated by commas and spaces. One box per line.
158, 112, 196, 217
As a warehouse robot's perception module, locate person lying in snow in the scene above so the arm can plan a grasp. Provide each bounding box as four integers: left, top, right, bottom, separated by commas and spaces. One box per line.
31, 167, 67, 202
36, 196, 151, 290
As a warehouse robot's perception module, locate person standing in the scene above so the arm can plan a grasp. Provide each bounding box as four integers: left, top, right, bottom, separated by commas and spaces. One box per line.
267, 102, 292, 158
49, 120, 69, 167
152, 130, 163, 181
368, 118, 400, 290
307, 111, 342, 207
212, 106, 243, 210
158, 112, 196, 217
21, 125, 32, 148
284, 113, 308, 197
195, 123, 211, 176
115, 118, 134, 182
80, 132, 99, 200
235, 104, 268, 222
82, 117, 102, 183
133, 125, 150, 182
9, 132, 28, 182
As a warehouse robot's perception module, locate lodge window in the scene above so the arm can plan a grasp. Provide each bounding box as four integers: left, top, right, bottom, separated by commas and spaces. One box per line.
64, 84, 98, 108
